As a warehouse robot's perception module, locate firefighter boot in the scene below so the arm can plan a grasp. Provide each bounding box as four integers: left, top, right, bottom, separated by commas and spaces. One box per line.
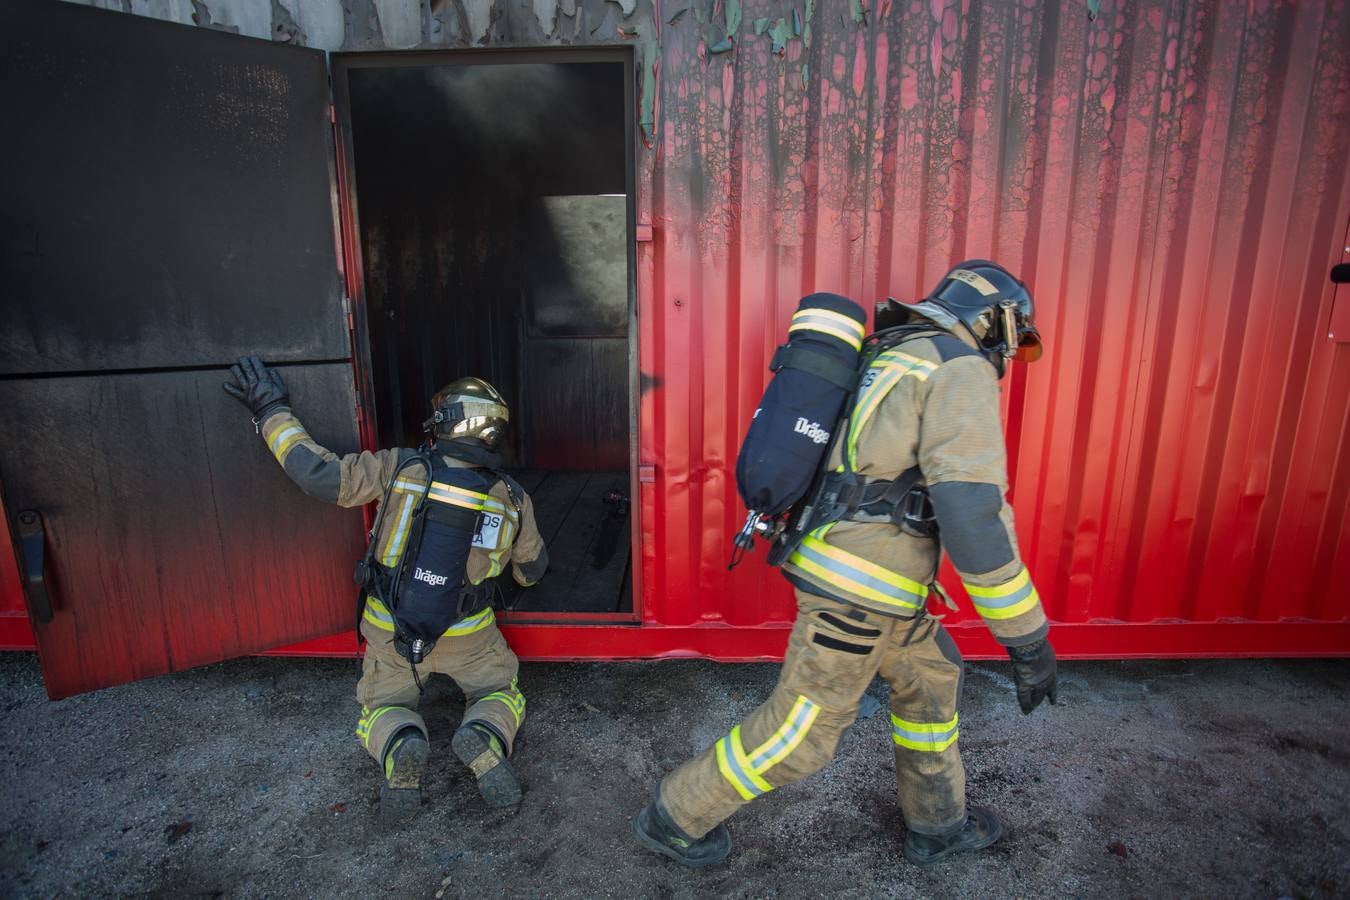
632, 798, 731, 869
451, 722, 521, 809
380, 726, 430, 823
902, 806, 1005, 866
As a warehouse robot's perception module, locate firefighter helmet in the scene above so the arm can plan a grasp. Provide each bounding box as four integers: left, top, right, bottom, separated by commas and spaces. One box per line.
883, 260, 1042, 376
425, 377, 509, 448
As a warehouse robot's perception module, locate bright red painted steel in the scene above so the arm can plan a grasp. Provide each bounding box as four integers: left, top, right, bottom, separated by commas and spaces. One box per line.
3, 0, 1348, 670
633, 0, 1350, 653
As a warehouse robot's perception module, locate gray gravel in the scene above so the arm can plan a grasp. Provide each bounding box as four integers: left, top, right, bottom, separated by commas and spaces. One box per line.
1, 652, 1347, 898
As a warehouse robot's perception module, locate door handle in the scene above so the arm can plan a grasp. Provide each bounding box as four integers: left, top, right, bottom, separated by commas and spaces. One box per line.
1332, 263, 1350, 284
15, 510, 54, 624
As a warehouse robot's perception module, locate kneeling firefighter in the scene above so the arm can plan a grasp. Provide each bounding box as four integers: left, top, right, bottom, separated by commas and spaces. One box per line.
633, 263, 1058, 868
224, 361, 548, 818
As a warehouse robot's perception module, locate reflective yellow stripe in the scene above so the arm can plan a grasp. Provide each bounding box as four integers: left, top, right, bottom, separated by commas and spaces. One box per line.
890, 713, 959, 751
427, 481, 491, 511
267, 424, 308, 463
965, 568, 1040, 620
715, 726, 773, 800
793, 306, 866, 338
748, 696, 821, 773
480, 681, 527, 728
363, 598, 495, 637
379, 494, 416, 567
788, 533, 927, 611
789, 319, 863, 351
789, 309, 865, 351
444, 607, 494, 635
356, 705, 399, 747
846, 349, 937, 467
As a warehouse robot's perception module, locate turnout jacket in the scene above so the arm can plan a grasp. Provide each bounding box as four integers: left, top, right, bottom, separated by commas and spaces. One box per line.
254, 408, 548, 591
781, 328, 1048, 647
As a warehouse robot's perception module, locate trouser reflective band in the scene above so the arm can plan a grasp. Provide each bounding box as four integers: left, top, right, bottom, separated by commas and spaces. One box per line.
890, 713, 959, 751
362, 597, 495, 637
715, 695, 822, 800
789, 534, 928, 612
480, 678, 527, 729
715, 726, 773, 800
748, 695, 821, 772
357, 705, 400, 752
964, 567, 1040, 620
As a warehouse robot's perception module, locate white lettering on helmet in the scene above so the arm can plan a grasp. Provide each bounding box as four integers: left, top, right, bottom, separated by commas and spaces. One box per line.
793, 417, 831, 445
414, 567, 449, 587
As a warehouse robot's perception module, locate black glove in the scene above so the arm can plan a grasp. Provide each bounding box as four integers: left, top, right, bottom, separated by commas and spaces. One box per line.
1007, 638, 1058, 714
223, 355, 290, 421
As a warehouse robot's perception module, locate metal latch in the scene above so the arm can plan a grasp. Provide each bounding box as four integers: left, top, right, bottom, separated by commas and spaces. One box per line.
16, 510, 53, 624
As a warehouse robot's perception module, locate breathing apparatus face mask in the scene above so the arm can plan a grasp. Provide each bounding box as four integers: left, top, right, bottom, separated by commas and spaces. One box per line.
999, 301, 1043, 363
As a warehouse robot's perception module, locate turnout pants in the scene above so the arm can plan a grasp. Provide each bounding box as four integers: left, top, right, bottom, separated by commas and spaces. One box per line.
355, 611, 526, 766
660, 589, 966, 838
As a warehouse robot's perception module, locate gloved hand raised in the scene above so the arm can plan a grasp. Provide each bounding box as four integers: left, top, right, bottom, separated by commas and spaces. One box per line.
1007, 638, 1057, 714
223, 355, 290, 422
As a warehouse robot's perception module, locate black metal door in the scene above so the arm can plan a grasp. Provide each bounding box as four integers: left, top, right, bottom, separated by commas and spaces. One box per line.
0, 1, 364, 698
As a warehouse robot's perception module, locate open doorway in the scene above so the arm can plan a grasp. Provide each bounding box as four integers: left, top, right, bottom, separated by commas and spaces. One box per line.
336, 50, 635, 617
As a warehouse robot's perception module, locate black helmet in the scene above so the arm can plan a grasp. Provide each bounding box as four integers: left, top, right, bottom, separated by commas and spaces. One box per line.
423, 377, 510, 448
882, 260, 1042, 376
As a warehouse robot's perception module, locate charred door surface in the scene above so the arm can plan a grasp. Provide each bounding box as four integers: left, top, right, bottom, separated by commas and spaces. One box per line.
0, 2, 363, 698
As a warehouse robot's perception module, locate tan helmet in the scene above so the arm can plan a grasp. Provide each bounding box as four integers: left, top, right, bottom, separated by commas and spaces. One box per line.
424, 377, 509, 448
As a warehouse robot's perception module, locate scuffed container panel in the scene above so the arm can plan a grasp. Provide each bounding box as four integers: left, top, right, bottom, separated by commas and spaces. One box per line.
12, 0, 1349, 660
637, 0, 1350, 647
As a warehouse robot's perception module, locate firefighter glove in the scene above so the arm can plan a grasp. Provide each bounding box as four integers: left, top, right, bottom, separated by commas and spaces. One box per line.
1007, 638, 1057, 714
223, 354, 290, 421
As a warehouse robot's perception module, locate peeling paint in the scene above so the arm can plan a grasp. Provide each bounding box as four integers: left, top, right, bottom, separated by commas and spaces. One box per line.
277, 0, 344, 50
372, 0, 420, 47
724, 0, 740, 38
639, 37, 657, 143
189, 0, 271, 37
130, 0, 194, 26
768, 16, 789, 54
533, 0, 559, 35
465, 0, 494, 44
608, 0, 635, 17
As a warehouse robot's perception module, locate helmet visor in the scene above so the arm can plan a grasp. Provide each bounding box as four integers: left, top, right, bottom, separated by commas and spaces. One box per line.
1013, 325, 1043, 363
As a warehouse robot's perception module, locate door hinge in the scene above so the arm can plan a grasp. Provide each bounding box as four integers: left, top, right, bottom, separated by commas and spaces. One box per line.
342, 296, 354, 332
329, 103, 337, 124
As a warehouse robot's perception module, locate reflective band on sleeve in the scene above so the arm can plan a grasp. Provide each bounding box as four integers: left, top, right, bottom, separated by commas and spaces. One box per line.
890, 712, 959, 751
748, 696, 821, 772
788, 309, 865, 351
266, 424, 308, 464
846, 349, 938, 467
715, 726, 773, 800
789, 534, 927, 611
965, 568, 1040, 620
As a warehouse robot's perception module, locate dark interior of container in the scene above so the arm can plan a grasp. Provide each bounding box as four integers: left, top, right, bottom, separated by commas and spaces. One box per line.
346, 58, 632, 615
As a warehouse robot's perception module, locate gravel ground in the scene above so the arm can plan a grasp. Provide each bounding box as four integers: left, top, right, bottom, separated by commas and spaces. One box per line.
1, 651, 1347, 898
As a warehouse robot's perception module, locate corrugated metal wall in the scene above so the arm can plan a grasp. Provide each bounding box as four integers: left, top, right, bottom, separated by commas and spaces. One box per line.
638, 0, 1350, 641
12, 0, 1349, 658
